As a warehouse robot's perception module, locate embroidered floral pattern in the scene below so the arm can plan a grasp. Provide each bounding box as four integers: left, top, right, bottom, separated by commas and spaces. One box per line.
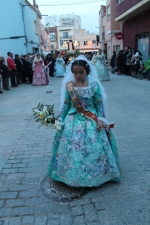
48, 81, 120, 187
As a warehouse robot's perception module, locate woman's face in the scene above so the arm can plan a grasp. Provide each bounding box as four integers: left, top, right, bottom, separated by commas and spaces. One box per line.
37, 54, 40, 59
72, 65, 87, 82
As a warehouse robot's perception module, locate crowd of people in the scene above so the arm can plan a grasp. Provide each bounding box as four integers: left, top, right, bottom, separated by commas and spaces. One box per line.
0, 51, 54, 94
0, 49, 110, 94
110, 47, 145, 78
1, 47, 148, 94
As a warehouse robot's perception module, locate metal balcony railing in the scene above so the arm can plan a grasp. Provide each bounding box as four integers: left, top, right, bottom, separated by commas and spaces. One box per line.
59, 35, 72, 40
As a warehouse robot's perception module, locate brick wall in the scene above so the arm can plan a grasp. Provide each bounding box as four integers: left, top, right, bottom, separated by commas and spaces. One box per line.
123, 9, 150, 53
116, 0, 142, 17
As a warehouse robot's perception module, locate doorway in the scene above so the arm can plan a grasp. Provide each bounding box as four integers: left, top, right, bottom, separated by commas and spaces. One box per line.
137, 33, 149, 64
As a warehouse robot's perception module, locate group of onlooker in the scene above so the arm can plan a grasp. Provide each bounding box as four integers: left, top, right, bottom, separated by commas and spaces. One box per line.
0, 52, 35, 94
110, 47, 144, 78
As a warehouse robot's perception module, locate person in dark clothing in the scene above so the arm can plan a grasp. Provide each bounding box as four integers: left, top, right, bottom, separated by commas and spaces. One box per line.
122, 50, 127, 74
0, 63, 3, 93
0, 57, 10, 90
116, 51, 123, 75
124, 47, 129, 74
126, 48, 132, 75
46, 53, 55, 77
15, 54, 24, 84
110, 51, 116, 68
24, 55, 32, 84
21, 55, 26, 83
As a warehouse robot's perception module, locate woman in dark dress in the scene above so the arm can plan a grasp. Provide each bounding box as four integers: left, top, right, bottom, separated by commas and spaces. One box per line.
24, 55, 32, 84
116, 51, 123, 75
0, 57, 10, 90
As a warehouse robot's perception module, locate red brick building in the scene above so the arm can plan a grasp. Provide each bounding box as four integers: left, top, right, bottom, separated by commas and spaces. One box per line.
115, 0, 150, 63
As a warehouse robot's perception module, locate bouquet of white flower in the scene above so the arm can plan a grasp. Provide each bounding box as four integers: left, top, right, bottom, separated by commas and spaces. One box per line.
32, 103, 64, 130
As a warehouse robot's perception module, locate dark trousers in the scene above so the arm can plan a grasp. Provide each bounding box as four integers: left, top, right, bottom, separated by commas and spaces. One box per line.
49, 64, 54, 77
126, 65, 131, 75
16, 71, 24, 84
2, 77, 9, 89
10, 70, 17, 86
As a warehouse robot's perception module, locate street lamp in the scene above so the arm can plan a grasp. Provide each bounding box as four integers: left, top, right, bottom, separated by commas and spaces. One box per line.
74, 40, 79, 50
63, 41, 68, 50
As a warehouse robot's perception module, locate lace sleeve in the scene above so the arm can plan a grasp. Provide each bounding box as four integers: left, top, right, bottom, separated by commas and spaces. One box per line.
57, 88, 71, 122
93, 82, 110, 125
93, 82, 104, 117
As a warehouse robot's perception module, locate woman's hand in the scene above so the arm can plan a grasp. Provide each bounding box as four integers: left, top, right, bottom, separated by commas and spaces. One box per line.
97, 120, 103, 130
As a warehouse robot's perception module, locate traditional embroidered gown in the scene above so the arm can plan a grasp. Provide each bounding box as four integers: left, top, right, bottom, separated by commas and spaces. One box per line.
48, 79, 120, 187
95, 54, 110, 81
32, 59, 48, 86
55, 57, 65, 77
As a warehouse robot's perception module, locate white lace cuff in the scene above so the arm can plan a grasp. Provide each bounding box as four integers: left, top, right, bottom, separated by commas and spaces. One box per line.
97, 117, 109, 126
57, 117, 63, 122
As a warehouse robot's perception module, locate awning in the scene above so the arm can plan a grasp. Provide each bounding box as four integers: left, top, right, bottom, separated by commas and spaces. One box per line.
79, 49, 98, 52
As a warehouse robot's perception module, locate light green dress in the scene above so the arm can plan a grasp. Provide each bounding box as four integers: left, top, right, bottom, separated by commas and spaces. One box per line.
95, 54, 110, 81
48, 80, 120, 187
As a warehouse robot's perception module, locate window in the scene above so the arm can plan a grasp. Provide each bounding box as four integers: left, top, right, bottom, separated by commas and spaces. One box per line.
116, 45, 120, 53
51, 44, 54, 50
83, 41, 87, 45
107, 5, 110, 21
63, 32, 69, 38
50, 34, 56, 40
34, 20, 38, 35
118, 0, 123, 4
60, 40, 68, 46
60, 40, 63, 46
32, 47, 39, 53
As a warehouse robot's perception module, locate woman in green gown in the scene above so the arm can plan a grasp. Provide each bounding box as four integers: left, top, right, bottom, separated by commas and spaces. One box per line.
48, 55, 120, 187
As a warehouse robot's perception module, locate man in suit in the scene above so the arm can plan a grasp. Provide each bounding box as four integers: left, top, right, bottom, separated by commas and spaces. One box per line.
15, 54, 24, 84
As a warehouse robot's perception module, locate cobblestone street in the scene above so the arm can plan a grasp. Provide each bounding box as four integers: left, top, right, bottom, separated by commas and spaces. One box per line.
0, 74, 150, 225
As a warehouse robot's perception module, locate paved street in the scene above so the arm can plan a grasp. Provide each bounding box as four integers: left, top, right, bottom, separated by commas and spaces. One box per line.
0, 73, 150, 225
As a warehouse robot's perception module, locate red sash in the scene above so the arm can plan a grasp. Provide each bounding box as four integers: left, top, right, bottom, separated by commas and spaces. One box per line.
66, 81, 114, 129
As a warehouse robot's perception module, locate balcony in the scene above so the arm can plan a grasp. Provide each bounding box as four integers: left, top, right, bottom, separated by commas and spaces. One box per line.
41, 39, 47, 47
59, 35, 72, 40
116, 0, 150, 21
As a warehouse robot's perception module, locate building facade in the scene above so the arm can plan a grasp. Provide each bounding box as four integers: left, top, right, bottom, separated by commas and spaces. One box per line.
115, 0, 150, 63
45, 14, 81, 29
40, 24, 51, 53
74, 29, 99, 52
0, 0, 50, 58
99, 0, 123, 61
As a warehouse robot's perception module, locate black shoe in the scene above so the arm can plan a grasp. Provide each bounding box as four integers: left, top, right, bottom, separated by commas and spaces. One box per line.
12, 85, 18, 87
0, 90, 3, 94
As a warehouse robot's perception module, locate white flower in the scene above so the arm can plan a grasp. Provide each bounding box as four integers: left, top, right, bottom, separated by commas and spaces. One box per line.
53, 121, 64, 131
33, 109, 40, 113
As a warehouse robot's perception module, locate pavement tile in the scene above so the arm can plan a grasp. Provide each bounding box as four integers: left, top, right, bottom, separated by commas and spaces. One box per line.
0, 75, 150, 224
5, 199, 25, 207
11, 206, 35, 216
8, 217, 21, 225
22, 215, 35, 224
34, 215, 47, 225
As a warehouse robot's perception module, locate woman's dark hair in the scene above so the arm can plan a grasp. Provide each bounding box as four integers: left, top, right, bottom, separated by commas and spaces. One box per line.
131, 48, 136, 54
71, 60, 90, 75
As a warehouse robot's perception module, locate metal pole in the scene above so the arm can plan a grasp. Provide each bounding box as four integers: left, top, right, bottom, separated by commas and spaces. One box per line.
21, 0, 28, 53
